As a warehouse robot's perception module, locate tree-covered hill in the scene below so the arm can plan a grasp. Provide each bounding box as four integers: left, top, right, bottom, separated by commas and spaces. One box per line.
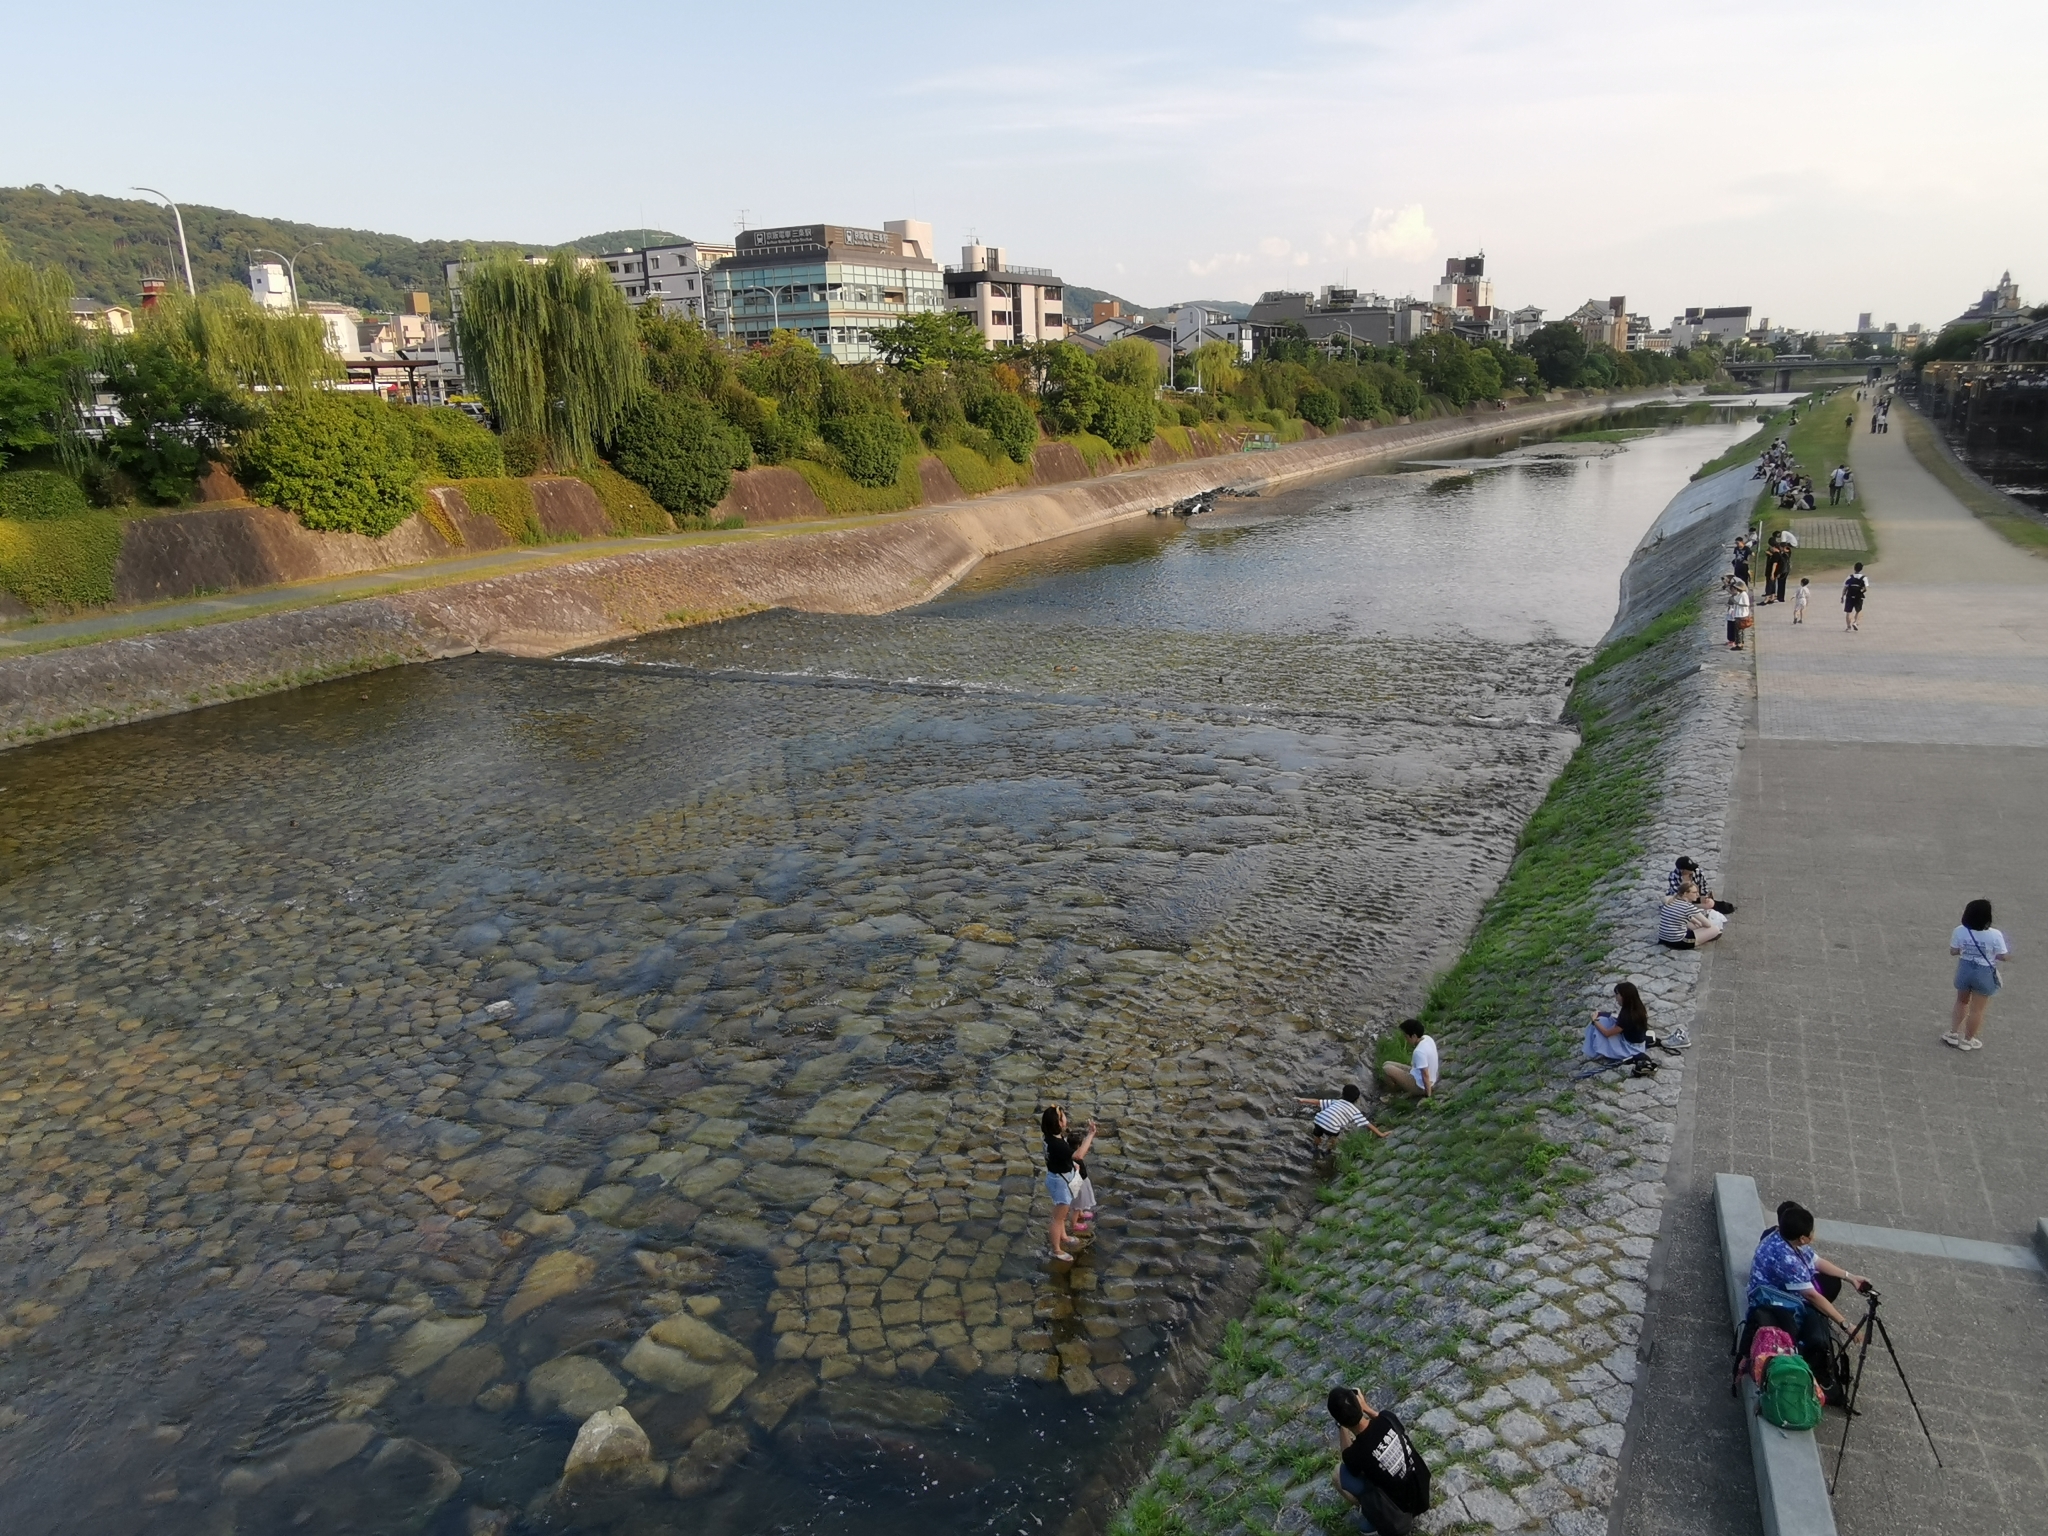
0, 187, 690, 317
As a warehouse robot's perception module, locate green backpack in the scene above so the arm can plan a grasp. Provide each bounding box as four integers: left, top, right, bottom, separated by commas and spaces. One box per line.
1757, 1352, 1822, 1430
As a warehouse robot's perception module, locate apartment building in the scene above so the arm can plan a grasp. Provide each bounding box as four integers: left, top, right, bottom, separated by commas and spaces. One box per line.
944, 243, 1065, 347
708, 219, 945, 362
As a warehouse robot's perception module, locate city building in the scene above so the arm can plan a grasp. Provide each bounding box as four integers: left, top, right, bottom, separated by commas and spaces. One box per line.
249, 262, 294, 312
1172, 303, 1252, 362
592, 242, 712, 321
1071, 315, 1173, 375
1566, 297, 1628, 351
1626, 313, 1654, 351
1671, 306, 1752, 348
68, 298, 133, 336
1092, 299, 1123, 325
945, 243, 1066, 347
1247, 288, 1431, 351
1507, 306, 1546, 344
1948, 270, 2027, 332
1431, 255, 1495, 320
707, 219, 945, 363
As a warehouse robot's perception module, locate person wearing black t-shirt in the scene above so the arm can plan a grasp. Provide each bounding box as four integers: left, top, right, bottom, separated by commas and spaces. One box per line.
1326, 1388, 1430, 1534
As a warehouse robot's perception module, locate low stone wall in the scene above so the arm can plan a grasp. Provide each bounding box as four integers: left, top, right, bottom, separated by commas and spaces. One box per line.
0, 396, 1622, 749
112, 506, 458, 605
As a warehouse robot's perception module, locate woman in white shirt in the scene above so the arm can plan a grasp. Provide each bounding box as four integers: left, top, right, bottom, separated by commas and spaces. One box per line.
1725, 579, 1752, 651
1945, 898, 2011, 1051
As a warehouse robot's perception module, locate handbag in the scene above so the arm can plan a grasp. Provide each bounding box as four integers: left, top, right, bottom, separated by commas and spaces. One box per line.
1740, 615, 1754, 629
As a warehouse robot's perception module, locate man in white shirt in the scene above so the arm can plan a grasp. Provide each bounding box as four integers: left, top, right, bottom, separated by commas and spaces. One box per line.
1381, 1018, 1439, 1100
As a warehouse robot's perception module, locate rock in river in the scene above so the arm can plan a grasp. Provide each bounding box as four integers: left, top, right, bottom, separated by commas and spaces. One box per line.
390, 1315, 486, 1379
504, 1249, 596, 1321
563, 1407, 664, 1490
527, 1355, 628, 1420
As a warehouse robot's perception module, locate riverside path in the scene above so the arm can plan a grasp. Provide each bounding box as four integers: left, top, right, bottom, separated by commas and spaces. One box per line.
1618, 408, 2048, 1535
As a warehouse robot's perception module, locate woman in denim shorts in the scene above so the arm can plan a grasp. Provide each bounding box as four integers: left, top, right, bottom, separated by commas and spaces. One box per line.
1945, 898, 2011, 1052
1041, 1105, 1097, 1263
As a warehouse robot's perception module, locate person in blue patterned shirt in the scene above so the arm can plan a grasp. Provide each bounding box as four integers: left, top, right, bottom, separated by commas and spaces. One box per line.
1746, 1201, 1868, 1403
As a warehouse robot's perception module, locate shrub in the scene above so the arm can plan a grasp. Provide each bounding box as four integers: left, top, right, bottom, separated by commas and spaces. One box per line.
822, 413, 914, 487
1176, 403, 1201, 427
0, 509, 123, 609
399, 405, 503, 479
611, 392, 751, 517
501, 429, 547, 477
1339, 378, 1384, 420
1094, 385, 1157, 452
455, 477, 541, 545
1298, 386, 1341, 430
0, 469, 93, 521
234, 392, 422, 537
935, 444, 1028, 496
579, 461, 674, 536
1094, 337, 1160, 392
790, 450, 923, 515
966, 392, 1038, 463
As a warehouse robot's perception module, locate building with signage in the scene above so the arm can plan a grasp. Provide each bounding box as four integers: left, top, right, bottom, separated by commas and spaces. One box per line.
945, 243, 1065, 347
593, 242, 712, 321
707, 219, 945, 362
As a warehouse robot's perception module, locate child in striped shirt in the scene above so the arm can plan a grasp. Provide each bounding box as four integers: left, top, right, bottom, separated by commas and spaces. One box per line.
1297, 1084, 1389, 1152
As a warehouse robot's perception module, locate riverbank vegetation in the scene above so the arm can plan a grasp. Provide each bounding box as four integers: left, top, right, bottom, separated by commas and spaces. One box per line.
1896, 406, 2048, 556
1110, 590, 1710, 1536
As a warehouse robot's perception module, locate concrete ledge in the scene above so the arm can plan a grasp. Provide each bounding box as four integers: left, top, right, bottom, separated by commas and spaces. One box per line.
1713, 1172, 1838, 1536
2035, 1217, 2048, 1270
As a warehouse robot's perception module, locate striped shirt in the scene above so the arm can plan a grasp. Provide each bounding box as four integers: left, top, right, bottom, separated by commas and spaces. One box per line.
1659, 897, 1698, 944
1313, 1099, 1371, 1135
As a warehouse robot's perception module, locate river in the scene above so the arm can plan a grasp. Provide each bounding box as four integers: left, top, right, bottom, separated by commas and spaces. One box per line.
0, 403, 1761, 1536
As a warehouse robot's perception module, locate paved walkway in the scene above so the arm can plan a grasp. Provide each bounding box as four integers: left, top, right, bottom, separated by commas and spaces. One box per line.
1623, 409, 2048, 1535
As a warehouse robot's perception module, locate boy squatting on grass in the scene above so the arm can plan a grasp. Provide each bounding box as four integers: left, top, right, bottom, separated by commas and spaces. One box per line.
1297, 1084, 1390, 1153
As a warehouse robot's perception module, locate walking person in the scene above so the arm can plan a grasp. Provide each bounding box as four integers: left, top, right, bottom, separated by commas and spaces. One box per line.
1792, 577, 1810, 622
1944, 899, 2011, 1051
1726, 577, 1752, 650
1841, 563, 1868, 631
1041, 1105, 1097, 1262
1829, 465, 1847, 506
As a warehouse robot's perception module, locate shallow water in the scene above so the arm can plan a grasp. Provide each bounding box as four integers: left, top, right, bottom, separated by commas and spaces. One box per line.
0, 410, 1751, 1535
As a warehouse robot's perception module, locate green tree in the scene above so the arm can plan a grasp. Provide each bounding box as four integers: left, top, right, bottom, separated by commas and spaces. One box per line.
1036, 343, 1101, 435
1521, 323, 1588, 388
966, 391, 1038, 462
139, 286, 337, 392
1406, 333, 1481, 404
610, 391, 750, 516
454, 249, 643, 470
234, 392, 421, 536
1338, 376, 1384, 419
1297, 385, 1340, 429
1094, 384, 1156, 451
97, 346, 254, 503
868, 310, 988, 372
0, 245, 92, 470
822, 413, 912, 486
639, 309, 739, 399
1094, 337, 1160, 392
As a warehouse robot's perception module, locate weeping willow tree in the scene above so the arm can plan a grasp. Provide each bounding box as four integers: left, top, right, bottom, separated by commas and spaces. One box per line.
455, 250, 643, 470
0, 240, 92, 469
128, 285, 338, 392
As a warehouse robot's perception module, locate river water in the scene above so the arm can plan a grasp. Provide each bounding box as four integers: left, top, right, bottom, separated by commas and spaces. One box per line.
0, 407, 1753, 1536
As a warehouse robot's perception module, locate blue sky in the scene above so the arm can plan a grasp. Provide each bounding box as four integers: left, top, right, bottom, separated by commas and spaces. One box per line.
5, 0, 2042, 329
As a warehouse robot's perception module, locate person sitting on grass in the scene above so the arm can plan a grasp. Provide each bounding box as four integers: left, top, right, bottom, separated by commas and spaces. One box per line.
1297, 1084, 1390, 1153
1380, 1018, 1438, 1101
1668, 856, 1736, 915
1584, 980, 1689, 1069
1327, 1387, 1430, 1535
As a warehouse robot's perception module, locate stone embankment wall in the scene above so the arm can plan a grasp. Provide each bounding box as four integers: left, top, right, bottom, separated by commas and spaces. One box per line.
0, 397, 1614, 749
1100, 455, 1759, 1536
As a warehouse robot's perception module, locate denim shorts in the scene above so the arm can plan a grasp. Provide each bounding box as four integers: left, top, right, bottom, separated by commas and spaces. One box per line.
1955, 958, 2001, 997
1045, 1171, 1076, 1205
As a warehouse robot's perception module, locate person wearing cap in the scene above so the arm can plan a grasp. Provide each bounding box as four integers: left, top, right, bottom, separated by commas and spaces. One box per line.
1725, 576, 1752, 650
1668, 857, 1735, 917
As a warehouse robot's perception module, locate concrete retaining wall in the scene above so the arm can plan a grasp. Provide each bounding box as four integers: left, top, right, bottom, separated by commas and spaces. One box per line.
0, 396, 1626, 749
1606, 462, 1760, 642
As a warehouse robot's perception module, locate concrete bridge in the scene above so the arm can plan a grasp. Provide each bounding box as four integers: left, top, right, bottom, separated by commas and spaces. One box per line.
1719, 354, 1886, 392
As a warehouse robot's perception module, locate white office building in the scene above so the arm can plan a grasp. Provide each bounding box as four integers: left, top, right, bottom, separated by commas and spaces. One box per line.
945, 243, 1066, 347
593, 242, 712, 321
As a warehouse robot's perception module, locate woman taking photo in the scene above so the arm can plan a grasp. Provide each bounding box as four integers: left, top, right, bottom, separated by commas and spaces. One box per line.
1944, 899, 2011, 1051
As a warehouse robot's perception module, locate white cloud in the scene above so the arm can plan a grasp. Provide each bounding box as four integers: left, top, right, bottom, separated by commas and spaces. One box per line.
1257, 236, 1293, 258
1364, 205, 1435, 262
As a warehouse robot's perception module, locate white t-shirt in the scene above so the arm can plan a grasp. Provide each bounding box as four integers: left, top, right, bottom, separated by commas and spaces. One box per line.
1409, 1035, 1440, 1091
1952, 926, 2009, 965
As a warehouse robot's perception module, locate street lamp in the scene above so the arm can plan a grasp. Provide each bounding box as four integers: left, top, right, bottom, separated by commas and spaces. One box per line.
132, 187, 195, 296
250, 242, 323, 311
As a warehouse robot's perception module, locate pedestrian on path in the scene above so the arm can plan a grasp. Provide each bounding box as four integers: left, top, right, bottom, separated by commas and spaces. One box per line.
1944, 899, 2011, 1051
1841, 564, 1868, 631
1793, 578, 1810, 622
1829, 465, 1847, 506
1726, 578, 1752, 649
1041, 1104, 1098, 1262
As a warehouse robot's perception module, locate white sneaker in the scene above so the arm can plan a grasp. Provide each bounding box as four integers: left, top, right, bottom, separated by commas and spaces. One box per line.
1941, 1031, 1962, 1047
1963, 1037, 1984, 1051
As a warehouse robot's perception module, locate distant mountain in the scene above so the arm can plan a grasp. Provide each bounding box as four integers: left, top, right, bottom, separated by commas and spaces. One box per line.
1062, 283, 1250, 327
562, 229, 689, 255
0, 186, 695, 318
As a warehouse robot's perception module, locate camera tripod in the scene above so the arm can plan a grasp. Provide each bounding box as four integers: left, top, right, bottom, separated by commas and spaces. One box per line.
1828, 1283, 1941, 1494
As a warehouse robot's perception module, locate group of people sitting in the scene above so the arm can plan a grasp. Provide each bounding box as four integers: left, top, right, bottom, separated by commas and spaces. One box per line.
1660, 855, 1735, 949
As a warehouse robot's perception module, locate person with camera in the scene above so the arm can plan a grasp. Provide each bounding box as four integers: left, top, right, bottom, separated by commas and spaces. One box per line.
1326, 1388, 1430, 1534
1746, 1200, 1869, 1404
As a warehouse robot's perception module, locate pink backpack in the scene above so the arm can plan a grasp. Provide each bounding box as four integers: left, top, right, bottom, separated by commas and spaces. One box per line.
1746, 1325, 1798, 1386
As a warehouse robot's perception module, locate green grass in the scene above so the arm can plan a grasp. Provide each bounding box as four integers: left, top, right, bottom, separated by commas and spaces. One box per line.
577, 462, 676, 536
933, 445, 1029, 497
0, 509, 124, 610
790, 449, 926, 516
448, 477, 543, 546
1108, 593, 1705, 1536
1692, 409, 1791, 480
1063, 433, 1122, 475
1897, 407, 2048, 557
1755, 386, 1873, 566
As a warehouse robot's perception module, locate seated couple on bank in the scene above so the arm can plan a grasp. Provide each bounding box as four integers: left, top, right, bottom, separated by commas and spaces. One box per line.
1659, 856, 1735, 949
1740, 1199, 1869, 1407
1327, 1388, 1432, 1533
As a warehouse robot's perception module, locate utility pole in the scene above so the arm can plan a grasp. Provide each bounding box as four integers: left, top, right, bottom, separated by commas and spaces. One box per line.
133, 187, 195, 295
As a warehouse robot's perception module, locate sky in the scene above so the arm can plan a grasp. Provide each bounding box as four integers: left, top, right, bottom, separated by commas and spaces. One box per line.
5, 0, 2043, 331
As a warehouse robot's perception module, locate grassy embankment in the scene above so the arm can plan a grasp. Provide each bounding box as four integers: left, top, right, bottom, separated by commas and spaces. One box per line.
1111, 593, 1707, 1536
1751, 387, 1873, 573
1896, 407, 2048, 557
